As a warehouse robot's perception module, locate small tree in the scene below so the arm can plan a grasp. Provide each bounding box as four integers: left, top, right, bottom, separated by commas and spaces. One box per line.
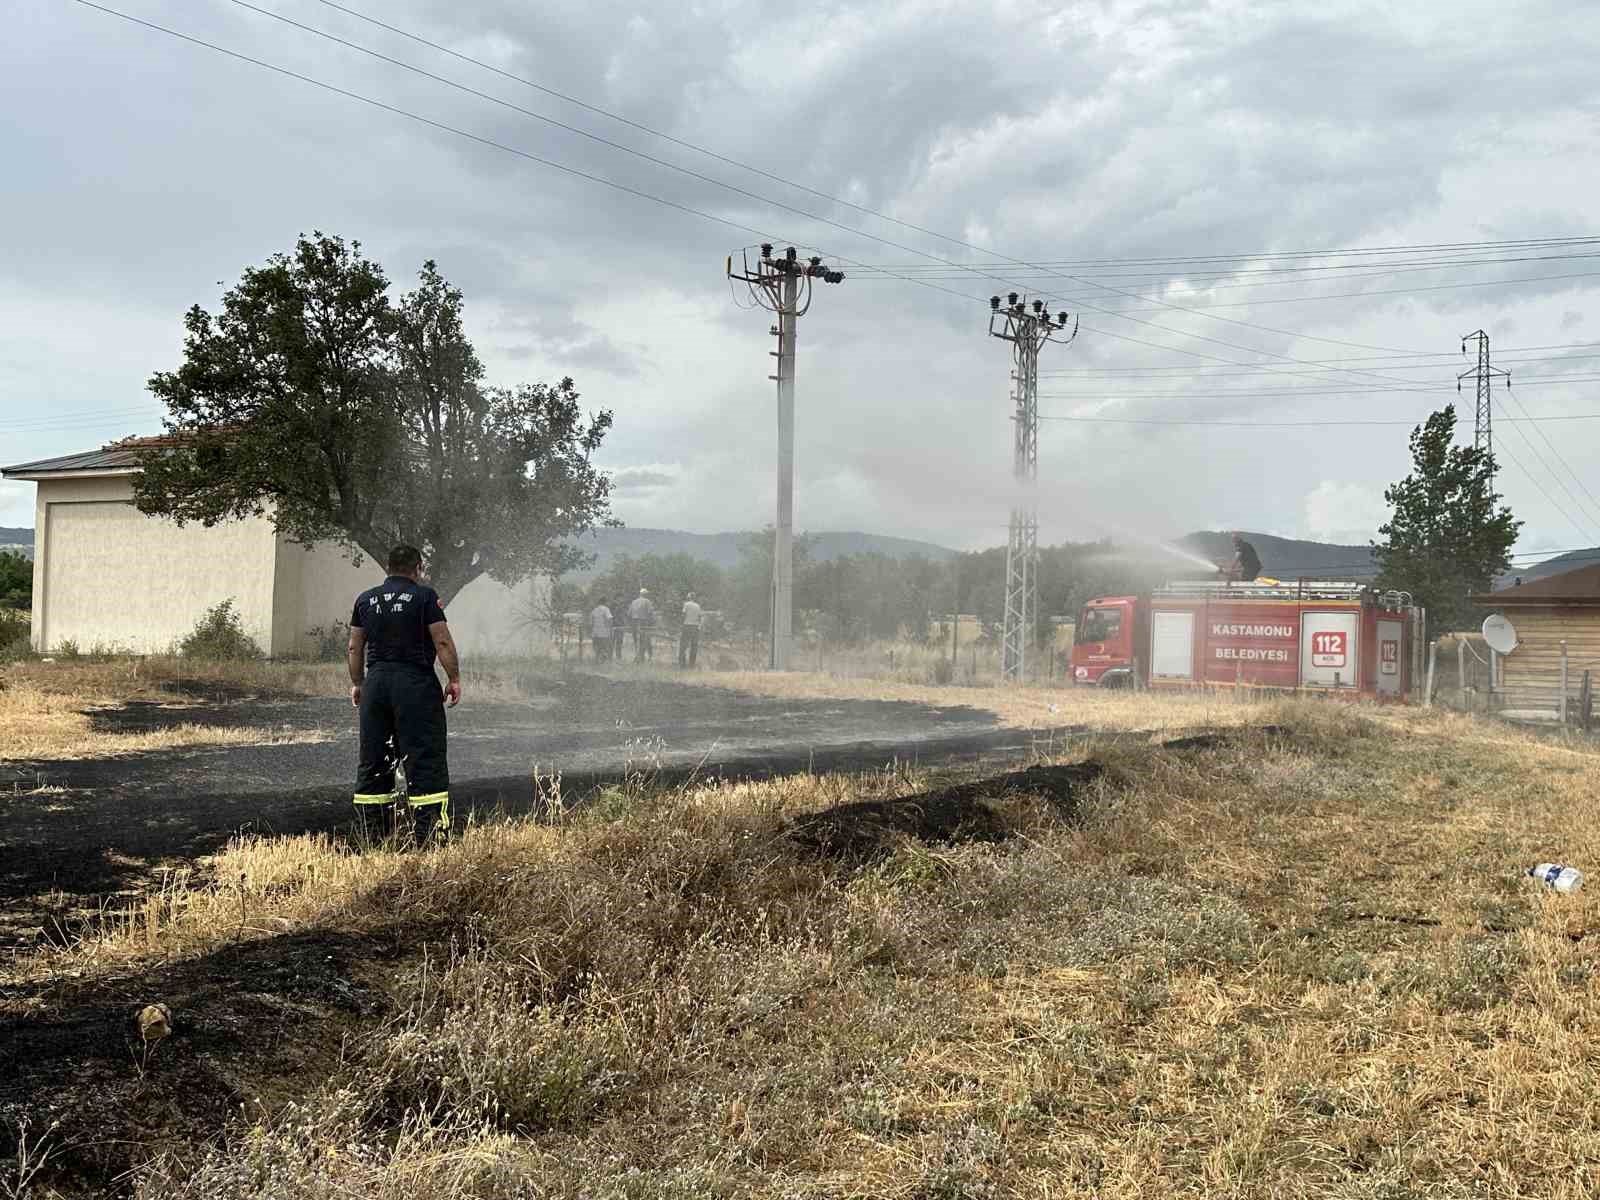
136, 234, 614, 606
1373, 405, 1521, 631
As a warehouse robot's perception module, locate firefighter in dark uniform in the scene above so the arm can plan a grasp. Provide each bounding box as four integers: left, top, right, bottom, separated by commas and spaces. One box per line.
347, 545, 462, 846
1222, 532, 1262, 583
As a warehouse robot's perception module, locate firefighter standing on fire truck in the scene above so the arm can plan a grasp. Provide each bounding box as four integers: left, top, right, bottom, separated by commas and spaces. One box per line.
1222, 532, 1262, 583
347, 544, 462, 846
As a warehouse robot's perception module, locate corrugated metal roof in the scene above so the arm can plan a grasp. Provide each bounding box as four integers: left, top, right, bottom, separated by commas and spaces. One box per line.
1475, 562, 1600, 605
0, 447, 145, 476
1, 435, 179, 478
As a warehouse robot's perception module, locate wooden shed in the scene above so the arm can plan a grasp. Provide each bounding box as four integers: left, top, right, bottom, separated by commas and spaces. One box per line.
1473, 564, 1600, 716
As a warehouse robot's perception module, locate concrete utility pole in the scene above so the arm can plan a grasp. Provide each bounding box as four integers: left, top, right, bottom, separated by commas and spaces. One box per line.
728, 244, 846, 669
1459, 330, 1510, 480
988, 293, 1075, 683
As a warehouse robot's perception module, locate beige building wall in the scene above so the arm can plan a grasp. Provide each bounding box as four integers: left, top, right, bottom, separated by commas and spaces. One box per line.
270, 541, 550, 660
270, 538, 379, 657
32, 474, 278, 654
25, 471, 553, 660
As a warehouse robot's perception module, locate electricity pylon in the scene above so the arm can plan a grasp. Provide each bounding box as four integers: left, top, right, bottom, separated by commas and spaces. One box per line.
1459, 330, 1510, 482
988, 293, 1076, 683
728, 244, 846, 669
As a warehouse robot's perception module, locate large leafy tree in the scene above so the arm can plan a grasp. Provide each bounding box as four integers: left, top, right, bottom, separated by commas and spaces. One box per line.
136, 234, 614, 604
1373, 404, 1521, 631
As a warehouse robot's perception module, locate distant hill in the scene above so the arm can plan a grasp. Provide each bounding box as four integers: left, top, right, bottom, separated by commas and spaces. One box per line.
1179, 531, 1377, 580
1496, 546, 1600, 589
562, 527, 956, 576
0, 527, 31, 559
0, 522, 1393, 580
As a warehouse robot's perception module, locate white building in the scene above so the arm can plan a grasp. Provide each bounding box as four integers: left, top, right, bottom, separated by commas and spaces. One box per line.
2, 438, 548, 658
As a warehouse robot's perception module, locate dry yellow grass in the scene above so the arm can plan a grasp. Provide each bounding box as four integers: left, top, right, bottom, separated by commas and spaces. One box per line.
687, 664, 1277, 733
0, 681, 332, 760
0, 657, 538, 760
11, 696, 1600, 1196
3, 655, 346, 702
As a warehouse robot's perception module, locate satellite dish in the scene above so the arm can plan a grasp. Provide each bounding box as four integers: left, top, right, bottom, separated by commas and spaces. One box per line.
1482, 613, 1518, 655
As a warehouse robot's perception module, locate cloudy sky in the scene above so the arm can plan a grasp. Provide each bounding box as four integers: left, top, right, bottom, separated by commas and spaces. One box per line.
5, 0, 1600, 570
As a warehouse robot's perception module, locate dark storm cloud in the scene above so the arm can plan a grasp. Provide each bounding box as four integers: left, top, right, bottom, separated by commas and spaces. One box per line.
6, 0, 1600, 549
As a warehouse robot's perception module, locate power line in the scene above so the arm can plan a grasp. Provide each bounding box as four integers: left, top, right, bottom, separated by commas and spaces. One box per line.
226, 2, 1508, 373
62, 0, 1600, 550
1045, 340, 1600, 371
1035, 374, 1600, 400
297, 0, 1586, 364
67, 2, 801, 245
0, 412, 162, 436
854, 236, 1600, 270
1042, 350, 1600, 376
856, 247, 1600, 283
1479, 427, 1596, 544
936, 268, 1600, 317
1496, 390, 1600, 537
1037, 411, 1600, 427
1099, 269, 1600, 315
78, 0, 1478, 394
1505, 386, 1600, 533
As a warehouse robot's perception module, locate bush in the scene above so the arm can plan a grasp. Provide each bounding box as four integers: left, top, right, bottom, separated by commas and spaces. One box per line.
303, 620, 349, 662
0, 609, 29, 662
179, 599, 263, 661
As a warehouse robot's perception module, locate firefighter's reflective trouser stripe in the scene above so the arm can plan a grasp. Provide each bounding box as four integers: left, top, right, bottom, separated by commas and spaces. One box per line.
354, 664, 450, 842
408, 790, 450, 843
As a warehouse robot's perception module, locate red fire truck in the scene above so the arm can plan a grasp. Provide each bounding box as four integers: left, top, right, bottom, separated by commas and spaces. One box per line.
1069, 580, 1424, 700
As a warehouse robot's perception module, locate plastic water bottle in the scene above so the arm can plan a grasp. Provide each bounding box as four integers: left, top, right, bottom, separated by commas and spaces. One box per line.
1528, 863, 1585, 893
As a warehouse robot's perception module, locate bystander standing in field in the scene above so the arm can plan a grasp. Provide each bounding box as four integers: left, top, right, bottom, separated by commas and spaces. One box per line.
347, 544, 461, 848
679, 592, 703, 668
589, 597, 614, 662
628, 588, 656, 662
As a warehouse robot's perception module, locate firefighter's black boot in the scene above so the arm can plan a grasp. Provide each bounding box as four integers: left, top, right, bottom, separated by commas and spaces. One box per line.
411, 796, 449, 847
354, 798, 398, 848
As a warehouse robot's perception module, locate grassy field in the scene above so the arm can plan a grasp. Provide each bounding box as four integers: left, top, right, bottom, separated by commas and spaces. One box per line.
683, 664, 1277, 734
0, 658, 344, 760
6, 678, 1600, 1197
0, 656, 541, 760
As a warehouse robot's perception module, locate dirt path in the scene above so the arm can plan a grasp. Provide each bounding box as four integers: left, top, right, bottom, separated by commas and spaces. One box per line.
1, 667, 1074, 947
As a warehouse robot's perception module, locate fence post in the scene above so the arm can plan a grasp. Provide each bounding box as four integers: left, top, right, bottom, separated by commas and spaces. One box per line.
1425, 641, 1438, 708
1582, 670, 1594, 733
1458, 639, 1467, 707
1560, 640, 1570, 724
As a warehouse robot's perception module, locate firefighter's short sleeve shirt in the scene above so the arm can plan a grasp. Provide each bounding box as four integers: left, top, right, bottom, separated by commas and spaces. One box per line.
351, 575, 447, 671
